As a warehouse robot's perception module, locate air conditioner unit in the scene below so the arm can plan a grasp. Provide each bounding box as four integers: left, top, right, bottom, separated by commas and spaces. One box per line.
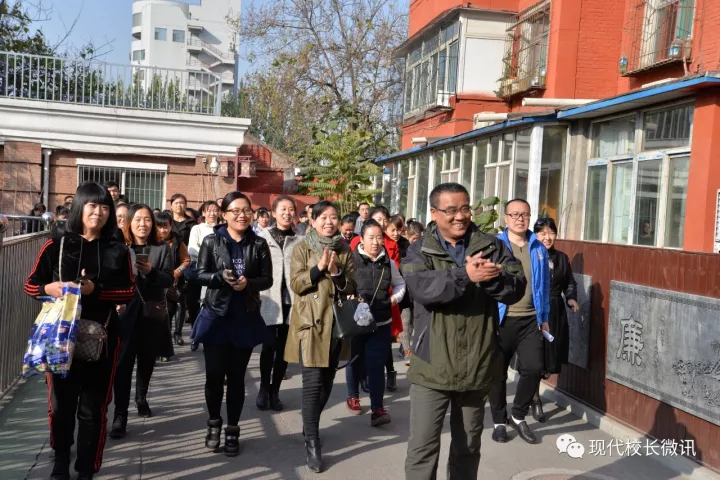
473, 112, 503, 130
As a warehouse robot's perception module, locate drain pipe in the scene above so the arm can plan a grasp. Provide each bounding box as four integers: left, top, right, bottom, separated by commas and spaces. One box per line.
42, 148, 52, 208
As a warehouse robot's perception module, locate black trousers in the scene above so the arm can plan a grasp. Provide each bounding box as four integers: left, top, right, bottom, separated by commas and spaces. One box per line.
113, 322, 157, 416
300, 341, 342, 440
185, 282, 202, 328
204, 344, 253, 426
259, 305, 291, 393
488, 314, 544, 423
47, 337, 119, 474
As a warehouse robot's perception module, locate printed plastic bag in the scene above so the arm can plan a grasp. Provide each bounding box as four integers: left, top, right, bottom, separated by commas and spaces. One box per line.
23, 283, 82, 378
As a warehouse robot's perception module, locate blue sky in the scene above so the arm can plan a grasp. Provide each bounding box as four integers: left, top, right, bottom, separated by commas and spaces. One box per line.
36, 0, 250, 73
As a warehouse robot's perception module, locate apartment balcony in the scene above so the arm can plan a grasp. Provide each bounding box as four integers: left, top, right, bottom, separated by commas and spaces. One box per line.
187, 37, 235, 64
0, 50, 222, 115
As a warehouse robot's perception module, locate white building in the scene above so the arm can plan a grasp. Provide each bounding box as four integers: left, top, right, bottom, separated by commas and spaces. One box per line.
131, 0, 239, 101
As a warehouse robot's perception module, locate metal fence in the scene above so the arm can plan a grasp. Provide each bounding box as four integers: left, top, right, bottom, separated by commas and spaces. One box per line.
0, 214, 49, 239
0, 231, 49, 398
0, 50, 222, 115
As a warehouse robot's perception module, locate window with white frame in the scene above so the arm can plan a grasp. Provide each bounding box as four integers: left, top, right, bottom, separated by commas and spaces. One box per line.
382, 163, 393, 207
403, 20, 460, 117
406, 158, 416, 218
415, 154, 430, 224
155, 28, 167, 41
132, 50, 145, 61
172, 30, 185, 43
583, 102, 693, 248
441, 147, 461, 183
78, 162, 166, 209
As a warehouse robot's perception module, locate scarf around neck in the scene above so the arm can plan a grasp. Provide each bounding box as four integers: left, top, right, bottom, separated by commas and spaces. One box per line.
305, 226, 344, 255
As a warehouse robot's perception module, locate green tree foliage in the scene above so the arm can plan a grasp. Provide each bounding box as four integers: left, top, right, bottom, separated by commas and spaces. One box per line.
0, 0, 53, 54
298, 103, 388, 214
472, 196, 501, 233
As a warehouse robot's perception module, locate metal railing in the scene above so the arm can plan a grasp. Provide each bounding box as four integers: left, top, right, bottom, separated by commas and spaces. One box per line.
186, 37, 235, 61
0, 51, 223, 115
0, 231, 50, 398
0, 214, 49, 239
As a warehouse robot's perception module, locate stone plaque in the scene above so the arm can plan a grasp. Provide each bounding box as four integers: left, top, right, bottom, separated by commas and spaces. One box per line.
607, 281, 720, 426
568, 274, 591, 369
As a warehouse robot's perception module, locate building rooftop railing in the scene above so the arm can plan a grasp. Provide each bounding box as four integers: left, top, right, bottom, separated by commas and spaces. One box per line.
0, 51, 222, 115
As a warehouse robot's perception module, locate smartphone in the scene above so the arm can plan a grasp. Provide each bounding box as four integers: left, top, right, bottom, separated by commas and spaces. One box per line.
136, 253, 149, 262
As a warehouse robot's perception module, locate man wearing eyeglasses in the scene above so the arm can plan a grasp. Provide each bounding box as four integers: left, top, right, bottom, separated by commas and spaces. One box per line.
488, 198, 550, 445
403, 182, 526, 480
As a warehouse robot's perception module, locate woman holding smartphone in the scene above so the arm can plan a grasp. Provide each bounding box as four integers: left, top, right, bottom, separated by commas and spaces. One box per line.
192, 191, 273, 456
110, 204, 174, 439
24, 182, 135, 480
285, 200, 357, 473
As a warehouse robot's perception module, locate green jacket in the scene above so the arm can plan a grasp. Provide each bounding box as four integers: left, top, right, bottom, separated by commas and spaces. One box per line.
401, 222, 526, 391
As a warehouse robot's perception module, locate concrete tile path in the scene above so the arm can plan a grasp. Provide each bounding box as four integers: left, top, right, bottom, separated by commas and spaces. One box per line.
0, 340, 711, 480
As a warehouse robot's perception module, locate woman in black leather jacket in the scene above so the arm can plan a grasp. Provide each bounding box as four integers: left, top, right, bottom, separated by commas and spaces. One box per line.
109, 204, 174, 439
192, 191, 272, 457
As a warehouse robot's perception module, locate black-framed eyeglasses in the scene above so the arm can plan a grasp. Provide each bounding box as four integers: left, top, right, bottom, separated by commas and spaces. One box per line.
505, 212, 531, 220
434, 205, 472, 217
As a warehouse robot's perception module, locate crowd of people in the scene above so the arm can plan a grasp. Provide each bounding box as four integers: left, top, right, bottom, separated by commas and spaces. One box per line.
24, 180, 579, 480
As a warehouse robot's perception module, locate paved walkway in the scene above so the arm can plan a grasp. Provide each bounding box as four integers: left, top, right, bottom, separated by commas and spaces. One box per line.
0, 340, 710, 480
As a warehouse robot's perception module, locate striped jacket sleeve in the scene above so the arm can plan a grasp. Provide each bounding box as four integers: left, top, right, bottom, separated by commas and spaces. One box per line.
24, 239, 56, 298
95, 249, 135, 303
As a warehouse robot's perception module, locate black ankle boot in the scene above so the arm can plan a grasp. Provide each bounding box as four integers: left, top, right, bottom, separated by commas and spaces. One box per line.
386, 371, 397, 392
305, 438, 324, 473
135, 396, 152, 417
109, 414, 128, 439
50, 450, 70, 480
224, 426, 240, 457
256, 387, 269, 410
269, 390, 284, 411
205, 418, 222, 450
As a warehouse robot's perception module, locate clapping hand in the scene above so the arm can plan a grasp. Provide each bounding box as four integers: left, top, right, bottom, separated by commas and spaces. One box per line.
465, 252, 502, 283
328, 251, 340, 275
317, 248, 331, 271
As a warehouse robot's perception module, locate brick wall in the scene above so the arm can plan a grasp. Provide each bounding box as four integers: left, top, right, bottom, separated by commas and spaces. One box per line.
0, 141, 43, 214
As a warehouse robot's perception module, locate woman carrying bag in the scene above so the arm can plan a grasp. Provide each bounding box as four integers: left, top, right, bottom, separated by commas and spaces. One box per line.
110, 204, 175, 439
192, 191, 273, 457
24, 182, 135, 480
345, 219, 405, 427
155, 211, 191, 353
285, 200, 357, 473
257, 196, 303, 412
531, 217, 579, 422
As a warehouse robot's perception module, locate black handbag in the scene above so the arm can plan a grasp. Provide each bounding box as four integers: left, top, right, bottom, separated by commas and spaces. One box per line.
137, 286, 169, 323
332, 265, 384, 340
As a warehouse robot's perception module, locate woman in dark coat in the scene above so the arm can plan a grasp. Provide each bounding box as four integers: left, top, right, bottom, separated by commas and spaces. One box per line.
192, 191, 273, 457
532, 217, 579, 422
110, 204, 175, 439
24, 182, 135, 480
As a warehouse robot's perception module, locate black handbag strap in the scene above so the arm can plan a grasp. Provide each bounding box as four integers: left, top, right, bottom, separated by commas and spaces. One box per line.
60, 237, 111, 329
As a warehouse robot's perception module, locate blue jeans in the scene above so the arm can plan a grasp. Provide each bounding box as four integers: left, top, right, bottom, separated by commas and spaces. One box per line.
346, 324, 391, 409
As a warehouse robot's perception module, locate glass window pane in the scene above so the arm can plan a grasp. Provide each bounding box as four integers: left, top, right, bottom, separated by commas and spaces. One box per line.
592, 116, 636, 157
664, 155, 689, 248
633, 159, 663, 246
485, 166, 497, 199
609, 163, 633, 243
502, 132, 514, 162
539, 126, 567, 219
584, 165, 607, 241
513, 129, 531, 200
452, 146, 461, 170
155, 28, 167, 41
643, 104, 693, 151
433, 152, 442, 187
461, 144, 473, 190
489, 136, 500, 164
382, 163, 393, 207
447, 41, 458, 92
498, 165, 511, 227
172, 30, 185, 43
415, 155, 430, 224
398, 160, 409, 217
473, 140, 488, 201
132, 13, 142, 27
